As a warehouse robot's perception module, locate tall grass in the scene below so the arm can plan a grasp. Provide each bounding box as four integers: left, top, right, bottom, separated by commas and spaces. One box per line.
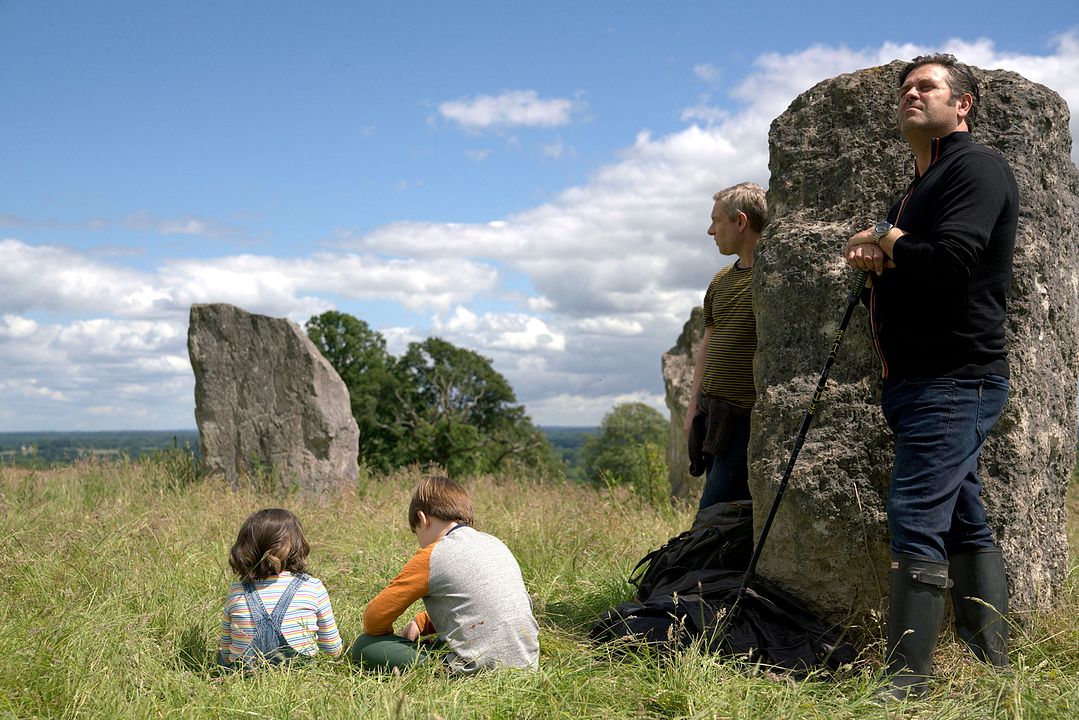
0, 459, 1076, 719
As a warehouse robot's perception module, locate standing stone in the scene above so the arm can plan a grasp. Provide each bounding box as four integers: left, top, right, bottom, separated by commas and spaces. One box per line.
187, 303, 359, 493
662, 306, 706, 500
748, 61, 1079, 623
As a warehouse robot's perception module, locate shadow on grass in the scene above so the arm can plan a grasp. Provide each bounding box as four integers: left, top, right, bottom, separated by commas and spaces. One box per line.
541, 581, 637, 635
176, 624, 216, 674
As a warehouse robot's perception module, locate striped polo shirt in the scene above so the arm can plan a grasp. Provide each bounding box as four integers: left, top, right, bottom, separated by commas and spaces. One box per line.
220, 572, 342, 663
701, 262, 757, 409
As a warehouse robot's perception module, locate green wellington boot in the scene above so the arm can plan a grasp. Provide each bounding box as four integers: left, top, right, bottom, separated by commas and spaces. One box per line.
949, 548, 1010, 667
882, 556, 950, 700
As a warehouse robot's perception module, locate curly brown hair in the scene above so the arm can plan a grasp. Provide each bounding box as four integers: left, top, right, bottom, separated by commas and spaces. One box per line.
228, 508, 310, 581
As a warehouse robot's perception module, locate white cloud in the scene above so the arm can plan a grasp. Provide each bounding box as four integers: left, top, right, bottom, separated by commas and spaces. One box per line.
526, 391, 668, 426
0, 379, 66, 402
381, 326, 425, 357
542, 140, 576, 159
0, 240, 499, 322
0, 211, 258, 243
0, 239, 167, 317
0, 314, 39, 340
681, 101, 727, 126
694, 63, 721, 84
465, 148, 491, 161
124, 211, 256, 241
0, 315, 195, 430
573, 316, 646, 337
433, 307, 566, 352
438, 90, 577, 129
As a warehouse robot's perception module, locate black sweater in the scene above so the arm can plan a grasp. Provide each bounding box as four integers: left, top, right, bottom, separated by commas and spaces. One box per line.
871, 132, 1019, 381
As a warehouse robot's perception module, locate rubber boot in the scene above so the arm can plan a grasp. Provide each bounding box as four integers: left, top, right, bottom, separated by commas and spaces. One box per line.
882, 556, 950, 700
949, 548, 1010, 667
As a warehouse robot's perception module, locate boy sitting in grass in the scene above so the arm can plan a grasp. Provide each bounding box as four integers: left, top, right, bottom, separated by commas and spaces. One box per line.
350, 475, 539, 673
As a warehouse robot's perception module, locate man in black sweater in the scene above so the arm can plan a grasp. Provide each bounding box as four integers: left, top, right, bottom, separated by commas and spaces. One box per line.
846, 54, 1019, 700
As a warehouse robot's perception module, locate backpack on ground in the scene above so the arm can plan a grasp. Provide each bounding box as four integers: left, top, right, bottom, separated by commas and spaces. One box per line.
591, 568, 856, 674
596, 501, 856, 674
629, 500, 753, 601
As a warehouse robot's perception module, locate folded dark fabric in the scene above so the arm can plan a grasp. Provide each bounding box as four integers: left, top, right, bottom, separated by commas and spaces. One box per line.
687, 393, 751, 477
687, 409, 711, 477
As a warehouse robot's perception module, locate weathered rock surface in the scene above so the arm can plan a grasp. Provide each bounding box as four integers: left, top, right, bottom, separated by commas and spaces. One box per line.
662, 306, 706, 499
188, 303, 359, 492
747, 62, 1079, 623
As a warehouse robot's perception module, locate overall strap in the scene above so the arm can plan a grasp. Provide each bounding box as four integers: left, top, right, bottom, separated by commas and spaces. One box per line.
269, 573, 308, 628
241, 579, 272, 623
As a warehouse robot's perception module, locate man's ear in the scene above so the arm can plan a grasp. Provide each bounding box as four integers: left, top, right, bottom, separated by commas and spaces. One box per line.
955, 92, 973, 124
736, 211, 749, 232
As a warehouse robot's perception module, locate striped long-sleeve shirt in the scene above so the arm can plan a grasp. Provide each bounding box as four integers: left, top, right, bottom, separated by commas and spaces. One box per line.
219, 572, 342, 664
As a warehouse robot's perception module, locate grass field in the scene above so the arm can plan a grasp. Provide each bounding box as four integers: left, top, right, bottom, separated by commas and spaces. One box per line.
1, 459, 1076, 719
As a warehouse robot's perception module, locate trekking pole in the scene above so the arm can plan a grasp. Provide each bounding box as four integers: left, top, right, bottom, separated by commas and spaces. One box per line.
722, 269, 870, 630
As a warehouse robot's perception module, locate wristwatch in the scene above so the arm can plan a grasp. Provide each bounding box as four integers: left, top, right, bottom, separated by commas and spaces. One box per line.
871, 221, 893, 245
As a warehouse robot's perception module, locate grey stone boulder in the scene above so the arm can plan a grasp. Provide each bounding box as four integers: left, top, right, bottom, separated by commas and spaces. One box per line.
187, 303, 359, 493
748, 61, 1079, 623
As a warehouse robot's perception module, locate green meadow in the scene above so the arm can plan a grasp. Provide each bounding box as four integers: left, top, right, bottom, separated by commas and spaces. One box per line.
1, 459, 1076, 719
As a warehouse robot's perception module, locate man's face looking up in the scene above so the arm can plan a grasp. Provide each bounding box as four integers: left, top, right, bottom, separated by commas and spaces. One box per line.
897, 63, 968, 141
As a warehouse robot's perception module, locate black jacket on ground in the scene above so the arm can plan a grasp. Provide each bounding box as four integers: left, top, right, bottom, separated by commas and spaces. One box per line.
871, 131, 1019, 381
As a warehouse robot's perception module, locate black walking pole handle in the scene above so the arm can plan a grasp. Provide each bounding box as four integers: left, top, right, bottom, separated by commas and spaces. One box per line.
848, 269, 870, 303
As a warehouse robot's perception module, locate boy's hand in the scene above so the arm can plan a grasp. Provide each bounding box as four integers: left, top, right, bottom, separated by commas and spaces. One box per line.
400, 619, 421, 642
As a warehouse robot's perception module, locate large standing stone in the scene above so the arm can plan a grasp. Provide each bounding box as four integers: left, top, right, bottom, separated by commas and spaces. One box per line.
748, 62, 1079, 623
187, 303, 359, 493
662, 306, 706, 500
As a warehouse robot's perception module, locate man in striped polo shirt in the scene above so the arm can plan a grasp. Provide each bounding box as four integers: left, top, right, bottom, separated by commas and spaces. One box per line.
684, 183, 768, 510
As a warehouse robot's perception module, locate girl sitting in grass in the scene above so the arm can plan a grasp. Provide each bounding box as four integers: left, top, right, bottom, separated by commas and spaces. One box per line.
219, 508, 342, 669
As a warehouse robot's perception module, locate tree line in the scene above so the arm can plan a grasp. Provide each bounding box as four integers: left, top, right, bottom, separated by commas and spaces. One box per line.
306, 311, 670, 488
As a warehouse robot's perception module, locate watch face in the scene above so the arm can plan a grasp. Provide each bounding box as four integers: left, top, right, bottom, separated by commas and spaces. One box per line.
874, 221, 892, 236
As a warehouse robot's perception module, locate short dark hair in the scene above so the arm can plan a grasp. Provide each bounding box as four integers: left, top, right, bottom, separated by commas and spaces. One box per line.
898, 53, 980, 130
229, 508, 310, 581
408, 475, 474, 531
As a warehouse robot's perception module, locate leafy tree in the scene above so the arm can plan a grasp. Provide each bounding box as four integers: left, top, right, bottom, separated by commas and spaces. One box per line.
307, 313, 558, 478
393, 338, 558, 477
306, 311, 402, 471
582, 402, 669, 494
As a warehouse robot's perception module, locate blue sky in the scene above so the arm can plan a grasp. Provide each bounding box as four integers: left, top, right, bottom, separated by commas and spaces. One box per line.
2, 1, 1077, 431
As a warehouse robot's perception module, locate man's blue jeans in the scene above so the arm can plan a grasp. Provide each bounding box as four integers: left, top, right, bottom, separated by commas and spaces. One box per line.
698, 412, 752, 509
880, 374, 1008, 561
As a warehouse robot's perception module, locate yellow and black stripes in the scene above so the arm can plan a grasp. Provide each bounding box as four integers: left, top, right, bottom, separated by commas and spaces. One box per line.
701, 264, 756, 409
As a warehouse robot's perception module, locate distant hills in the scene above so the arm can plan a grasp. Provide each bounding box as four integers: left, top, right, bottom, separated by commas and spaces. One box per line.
0, 427, 597, 470
0, 430, 201, 465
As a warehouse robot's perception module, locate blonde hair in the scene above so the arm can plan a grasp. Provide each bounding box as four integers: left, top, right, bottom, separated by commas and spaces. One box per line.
408, 475, 474, 530
713, 182, 768, 234
228, 508, 310, 581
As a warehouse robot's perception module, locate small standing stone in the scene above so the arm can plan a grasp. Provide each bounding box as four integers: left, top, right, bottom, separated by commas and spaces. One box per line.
187, 303, 359, 493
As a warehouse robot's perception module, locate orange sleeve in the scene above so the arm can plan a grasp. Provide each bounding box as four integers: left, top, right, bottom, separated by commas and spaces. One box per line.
413, 611, 436, 636
363, 544, 433, 636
